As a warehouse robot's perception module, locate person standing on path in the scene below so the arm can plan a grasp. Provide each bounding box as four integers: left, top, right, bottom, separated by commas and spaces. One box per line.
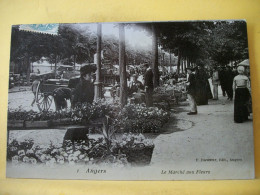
219, 66, 227, 97
233, 66, 251, 123
194, 64, 209, 105
143, 63, 154, 107
31, 76, 40, 106
225, 66, 236, 100
71, 65, 96, 107
212, 67, 220, 100
186, 67, 197, 115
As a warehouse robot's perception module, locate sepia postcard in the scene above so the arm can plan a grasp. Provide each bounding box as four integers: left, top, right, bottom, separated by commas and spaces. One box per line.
6, 20, 255, 180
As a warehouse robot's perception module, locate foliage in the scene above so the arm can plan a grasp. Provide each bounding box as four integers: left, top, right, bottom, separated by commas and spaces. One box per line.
8, 108, 73, 121
7, 132, 154, 166
8, 101, 170, 133
117, 133, 154, 148
114, 104, 170, 133
71, 100, 114, 123
156, 21, 249, 67
96, 116, 117, 152
8, 100, 112, 123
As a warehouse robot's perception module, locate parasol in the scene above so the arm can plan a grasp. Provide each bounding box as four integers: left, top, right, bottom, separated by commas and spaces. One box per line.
238, 59, 250, 66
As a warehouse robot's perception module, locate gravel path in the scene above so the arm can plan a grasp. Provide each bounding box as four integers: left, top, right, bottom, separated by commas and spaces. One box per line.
151, 96, 254, 177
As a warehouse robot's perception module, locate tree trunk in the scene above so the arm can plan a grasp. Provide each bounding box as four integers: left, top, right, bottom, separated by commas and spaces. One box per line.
73, 54, 76, 70
26, 55, 30, 86
152, 24, 159, 88
94, 23, 103, 101
184, 57, 188, 72
181, 57, 184, 73
54, 53, 57, 79
119, 23, 127, 108
169, 51, 172, 73
177, 49, 181, 74
187, 58, 190, 68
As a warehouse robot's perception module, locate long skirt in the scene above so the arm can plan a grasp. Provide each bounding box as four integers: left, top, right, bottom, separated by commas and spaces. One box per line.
234, 88, 250, 123
195, 84, 208, 105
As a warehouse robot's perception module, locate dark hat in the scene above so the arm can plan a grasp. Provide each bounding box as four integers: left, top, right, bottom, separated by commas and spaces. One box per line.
80, 65, 97, 75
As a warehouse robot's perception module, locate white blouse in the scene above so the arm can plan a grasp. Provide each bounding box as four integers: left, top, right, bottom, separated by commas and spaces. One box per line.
233, 75, 250, 90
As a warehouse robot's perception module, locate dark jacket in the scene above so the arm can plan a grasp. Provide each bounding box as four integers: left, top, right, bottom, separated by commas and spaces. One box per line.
72, 79, 94, 105
144, 68, 154, 90
187, 73, 196, 96
53, 87, 72, 110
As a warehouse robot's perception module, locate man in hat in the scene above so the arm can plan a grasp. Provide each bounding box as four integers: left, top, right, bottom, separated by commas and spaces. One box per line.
143, 63, 154, 107
71, 65, 96, 107
186, 67, 197, 115
225, 66, 235, 100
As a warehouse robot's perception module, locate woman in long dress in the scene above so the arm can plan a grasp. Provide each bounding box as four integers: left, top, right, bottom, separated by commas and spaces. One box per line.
233, 66, 251, 123
194, 66, 209, 105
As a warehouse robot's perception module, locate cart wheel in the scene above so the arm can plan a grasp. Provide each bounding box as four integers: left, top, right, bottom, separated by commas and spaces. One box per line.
36, 83, 53, 111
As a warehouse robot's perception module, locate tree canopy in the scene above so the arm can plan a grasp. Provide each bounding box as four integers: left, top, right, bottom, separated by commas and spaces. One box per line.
10, 21, 249, 76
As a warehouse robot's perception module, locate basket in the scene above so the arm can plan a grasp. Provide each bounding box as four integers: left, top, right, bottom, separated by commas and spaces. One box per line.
121, 143, 154, 165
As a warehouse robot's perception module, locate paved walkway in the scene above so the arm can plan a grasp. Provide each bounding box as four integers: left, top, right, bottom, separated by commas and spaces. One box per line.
151, 96, 254, 175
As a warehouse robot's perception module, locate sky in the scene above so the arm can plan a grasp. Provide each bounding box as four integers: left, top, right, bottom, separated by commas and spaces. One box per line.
76, 23, 152, 50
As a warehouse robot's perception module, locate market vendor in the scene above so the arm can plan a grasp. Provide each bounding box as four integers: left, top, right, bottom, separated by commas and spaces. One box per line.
71, 65, 97, 107
128, 74, 144, 96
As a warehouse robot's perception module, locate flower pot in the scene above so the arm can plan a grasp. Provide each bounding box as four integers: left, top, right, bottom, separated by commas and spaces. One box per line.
121, 144, 154, 165
8, 120, 24, 128
24, 120, 50, 128
51, 118, 73, 127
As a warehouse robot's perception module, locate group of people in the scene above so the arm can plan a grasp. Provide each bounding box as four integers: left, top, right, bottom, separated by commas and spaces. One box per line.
31, 61, 251, 123
186, 65, 213, 115
31, 63, 155, 111
186, 64, 251, 123
212, 66, 236, 101
110, 63, 154, 107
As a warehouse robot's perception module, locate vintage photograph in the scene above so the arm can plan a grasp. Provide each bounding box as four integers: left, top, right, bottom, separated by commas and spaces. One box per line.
6, 21, 254, 180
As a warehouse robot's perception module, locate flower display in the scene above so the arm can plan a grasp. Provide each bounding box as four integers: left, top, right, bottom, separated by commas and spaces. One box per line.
114, 104, 170, 133
7, 132, 154, 166
8, 108, 73, 121
118, 133, 154, 148
8, 100, 170, 134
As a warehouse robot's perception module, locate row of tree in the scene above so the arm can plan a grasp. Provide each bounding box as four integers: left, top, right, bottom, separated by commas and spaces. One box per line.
10, 21, 249, 106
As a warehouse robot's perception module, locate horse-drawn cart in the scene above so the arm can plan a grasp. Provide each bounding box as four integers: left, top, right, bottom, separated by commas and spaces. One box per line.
35, 79, 69, 111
